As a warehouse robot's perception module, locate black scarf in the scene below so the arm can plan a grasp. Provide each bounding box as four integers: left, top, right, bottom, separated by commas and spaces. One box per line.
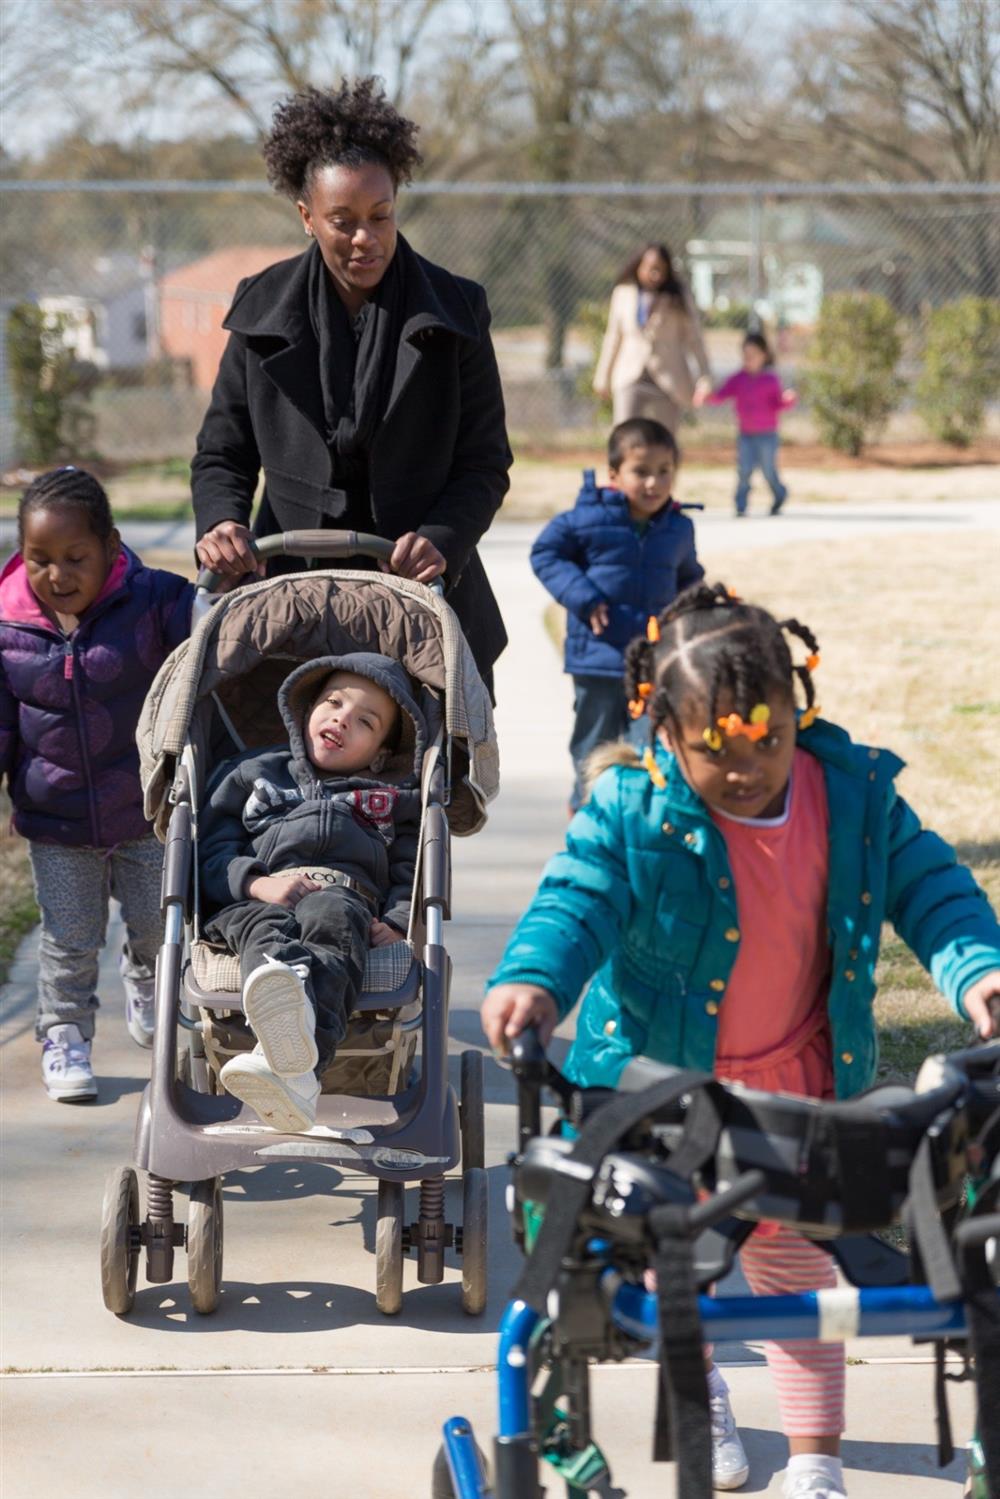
307, 239, 404, 465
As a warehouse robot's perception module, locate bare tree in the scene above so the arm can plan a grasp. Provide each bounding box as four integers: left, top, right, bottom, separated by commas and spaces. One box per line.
48, 0, 451, 136
787, 0, 1000, 183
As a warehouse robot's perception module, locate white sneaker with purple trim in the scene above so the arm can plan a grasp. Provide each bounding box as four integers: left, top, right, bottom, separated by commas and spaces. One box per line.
42, 1024, 97, 1102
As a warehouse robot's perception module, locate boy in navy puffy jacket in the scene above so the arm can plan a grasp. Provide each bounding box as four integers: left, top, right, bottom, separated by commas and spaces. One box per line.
530, 418, 703, 809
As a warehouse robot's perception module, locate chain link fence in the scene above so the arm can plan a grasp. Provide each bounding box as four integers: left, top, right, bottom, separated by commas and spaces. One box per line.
1, 180, 998, 463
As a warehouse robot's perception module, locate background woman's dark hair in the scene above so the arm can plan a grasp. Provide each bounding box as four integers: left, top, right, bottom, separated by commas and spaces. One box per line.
743, 331, 775, 367
624, 581, 820, 737
17, 467, 114, 547
263, 77, 423, 200
617, 241, 687, 308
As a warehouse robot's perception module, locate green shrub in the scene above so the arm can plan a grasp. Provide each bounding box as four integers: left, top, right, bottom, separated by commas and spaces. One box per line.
803, 293, 903, 456
915, 298, 1000, 447
703, 300, 753, 330
574, 298, 614, 421
6, 302, 99, 466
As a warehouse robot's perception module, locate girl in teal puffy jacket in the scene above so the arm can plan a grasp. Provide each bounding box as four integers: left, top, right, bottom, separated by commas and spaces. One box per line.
484, 582, 1000, 1499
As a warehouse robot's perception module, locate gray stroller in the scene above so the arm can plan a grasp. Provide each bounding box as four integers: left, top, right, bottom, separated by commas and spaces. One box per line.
98, 532, 498, 1319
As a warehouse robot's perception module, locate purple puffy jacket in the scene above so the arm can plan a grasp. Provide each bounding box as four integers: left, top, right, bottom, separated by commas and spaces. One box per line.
0, 546, 194, 848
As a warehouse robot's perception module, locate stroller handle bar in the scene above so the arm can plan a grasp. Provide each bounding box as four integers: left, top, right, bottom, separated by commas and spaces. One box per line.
195, 529, 397, 592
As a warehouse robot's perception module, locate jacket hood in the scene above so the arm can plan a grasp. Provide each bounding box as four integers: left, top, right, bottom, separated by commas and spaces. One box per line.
572, 483, 687, 527
279, 652, 427, 784
0, 546, 136, 628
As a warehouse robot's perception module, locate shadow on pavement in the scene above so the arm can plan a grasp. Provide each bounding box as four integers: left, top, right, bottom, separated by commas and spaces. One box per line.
735, 1427, 969, 1491
123, 1275, 497, 1335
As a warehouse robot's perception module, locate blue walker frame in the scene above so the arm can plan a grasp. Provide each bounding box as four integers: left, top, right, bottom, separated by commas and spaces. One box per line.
436, 1024, 1000, 1498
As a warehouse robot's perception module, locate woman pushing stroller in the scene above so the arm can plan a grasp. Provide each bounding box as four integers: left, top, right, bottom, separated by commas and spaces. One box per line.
198, 652, 425, 1133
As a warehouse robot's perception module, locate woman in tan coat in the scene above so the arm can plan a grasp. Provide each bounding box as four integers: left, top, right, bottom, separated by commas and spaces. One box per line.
593, 242, 712, 433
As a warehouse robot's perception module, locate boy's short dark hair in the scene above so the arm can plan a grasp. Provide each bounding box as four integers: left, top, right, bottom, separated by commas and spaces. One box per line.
608, 418, 680, 471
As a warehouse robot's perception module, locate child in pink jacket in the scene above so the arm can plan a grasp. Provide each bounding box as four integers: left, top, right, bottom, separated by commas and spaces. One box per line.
696, 332, 796, 516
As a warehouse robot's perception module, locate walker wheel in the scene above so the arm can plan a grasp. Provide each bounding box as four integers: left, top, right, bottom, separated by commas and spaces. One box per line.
459, 1049, 485, 1173
375, 1179, 404, 1315
187, 1177, 224, 1314
431, 1445, 457, 1499
460, 1166, 488, 1316
100, 1166, 141, 1316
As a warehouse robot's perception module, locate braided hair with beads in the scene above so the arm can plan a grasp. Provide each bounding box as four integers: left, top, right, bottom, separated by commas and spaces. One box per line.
624, 581, 821, 742
17, 467, 114, 547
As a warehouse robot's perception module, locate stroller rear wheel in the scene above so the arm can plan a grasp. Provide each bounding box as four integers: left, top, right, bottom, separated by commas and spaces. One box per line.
375, 1179, 405, 1315
100, 1166, 141, 1315
460, 1166, 488, 1316
187, 1177, 224, 1314
460, 1050, 485, 1172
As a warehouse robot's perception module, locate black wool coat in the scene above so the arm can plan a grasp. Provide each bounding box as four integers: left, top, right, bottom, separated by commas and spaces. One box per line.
190, 239, 512, 677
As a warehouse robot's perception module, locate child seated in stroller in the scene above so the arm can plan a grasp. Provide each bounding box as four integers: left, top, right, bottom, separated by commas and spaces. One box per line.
198, 652, 425, 1133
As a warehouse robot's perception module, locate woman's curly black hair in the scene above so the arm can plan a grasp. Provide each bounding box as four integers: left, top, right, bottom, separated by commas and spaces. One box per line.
262, 77, 423, 200
624, 581, 820, 738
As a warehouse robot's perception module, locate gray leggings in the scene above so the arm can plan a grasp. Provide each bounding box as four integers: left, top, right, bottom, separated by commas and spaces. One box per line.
29, 835, 165, 1041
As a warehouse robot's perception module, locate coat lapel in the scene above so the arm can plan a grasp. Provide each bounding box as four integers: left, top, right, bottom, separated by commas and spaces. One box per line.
223, 237, 479, 440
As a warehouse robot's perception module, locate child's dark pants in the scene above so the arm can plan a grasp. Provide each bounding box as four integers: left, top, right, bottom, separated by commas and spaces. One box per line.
205, 887, 372, 1074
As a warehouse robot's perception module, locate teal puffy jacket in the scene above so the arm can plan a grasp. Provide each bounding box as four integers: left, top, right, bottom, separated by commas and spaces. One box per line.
487, 719, 1000, 1097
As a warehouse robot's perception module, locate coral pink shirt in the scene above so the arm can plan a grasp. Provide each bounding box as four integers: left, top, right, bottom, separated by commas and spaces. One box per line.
710, 749, 834, 1101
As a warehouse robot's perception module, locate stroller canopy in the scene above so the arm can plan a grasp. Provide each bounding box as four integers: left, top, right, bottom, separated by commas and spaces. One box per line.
138, 570, 500, 836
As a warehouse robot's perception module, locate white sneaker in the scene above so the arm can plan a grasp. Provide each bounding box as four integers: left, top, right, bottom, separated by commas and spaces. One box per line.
710, 1386, 749, 1490
119, 953, 155, 1048
42, 1024, 97, 1102
782, 1470, 846, 1498
220, 1046, 320, 1133
241, 957, 318, 1076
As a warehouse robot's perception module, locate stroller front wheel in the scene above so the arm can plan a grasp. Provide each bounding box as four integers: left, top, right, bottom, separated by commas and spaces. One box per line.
100, 1166, 141, 1315
375, 1179, 405, 1315
460, 1166, 488, 1316
187, 1177, 224, 1314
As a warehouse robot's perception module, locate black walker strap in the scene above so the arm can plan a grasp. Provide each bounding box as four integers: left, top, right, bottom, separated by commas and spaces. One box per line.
649, 1203, 712, 1492
905, 1134, 962, 1303
513, 1070, 716, 1314
932, 1343, 955, 1468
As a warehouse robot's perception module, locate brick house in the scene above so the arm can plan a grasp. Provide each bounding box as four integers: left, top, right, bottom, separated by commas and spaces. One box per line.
158, 245, 298, 388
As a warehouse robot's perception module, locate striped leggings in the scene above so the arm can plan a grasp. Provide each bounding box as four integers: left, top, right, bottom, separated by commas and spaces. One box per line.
735, 1225, 845, 1437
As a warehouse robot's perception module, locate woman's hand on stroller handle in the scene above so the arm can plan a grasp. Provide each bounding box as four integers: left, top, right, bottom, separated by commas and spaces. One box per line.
482, 983, 559, 1055
379, 531, 447, 585
196, 521, 266, 586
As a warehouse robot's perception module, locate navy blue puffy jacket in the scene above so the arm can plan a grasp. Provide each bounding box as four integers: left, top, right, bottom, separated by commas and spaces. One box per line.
530, 480, 704, 678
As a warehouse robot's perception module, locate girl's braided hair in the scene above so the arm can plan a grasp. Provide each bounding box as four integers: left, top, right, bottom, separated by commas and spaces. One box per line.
263, 77, 423, 200
624, 582, 820, 737
17, 467, 114, 546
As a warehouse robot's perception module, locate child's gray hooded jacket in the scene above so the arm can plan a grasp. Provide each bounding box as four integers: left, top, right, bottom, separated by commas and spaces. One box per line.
199, 653, 425, 932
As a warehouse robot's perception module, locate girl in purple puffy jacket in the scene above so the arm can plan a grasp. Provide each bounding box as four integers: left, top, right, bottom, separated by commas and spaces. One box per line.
0, 468, 194, 1102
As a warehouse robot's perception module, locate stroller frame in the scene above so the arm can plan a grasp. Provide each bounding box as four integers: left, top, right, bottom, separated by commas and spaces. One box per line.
100, 532, 490, 1320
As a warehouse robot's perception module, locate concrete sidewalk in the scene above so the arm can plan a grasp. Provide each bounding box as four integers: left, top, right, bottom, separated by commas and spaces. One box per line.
0, 520, 981, 1496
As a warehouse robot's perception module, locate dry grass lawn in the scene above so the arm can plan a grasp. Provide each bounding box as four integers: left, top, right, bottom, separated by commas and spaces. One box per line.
716, 530, 1000, 1080
2, 534, 998, 1083
547, 528, 1000, 1080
